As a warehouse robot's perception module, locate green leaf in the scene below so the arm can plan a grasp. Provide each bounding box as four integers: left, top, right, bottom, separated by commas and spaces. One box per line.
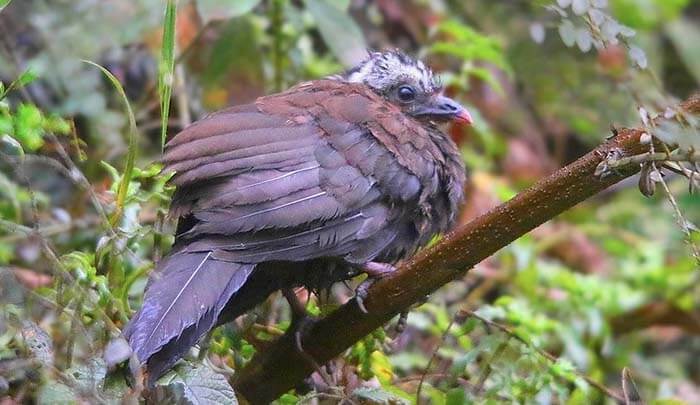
351, 387, 410, 405
203, 17, 263, 89
158, 363, 238, 405
429, 20, 511, 76
1, 134, 24, 157
68, 358, 107, 392
652, 400, 691, 405
14, 103, 45, 151
17, 68, 38, 86
196, 0, 262, 22
305, 0, 367, 67
37, 359, 107, 405
665, 17, 700, 85
445, 388, 469, 405
82, 60, 137, 227
611, 0, 689, 29
37, 382, 75, 405
159, 0, 177, 149
0, 0, 11, 13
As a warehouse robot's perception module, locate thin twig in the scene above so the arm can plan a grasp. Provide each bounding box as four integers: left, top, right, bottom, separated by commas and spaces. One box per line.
416, 316, 457, 404
250, 323, 285, 337
459, 309, 625, 403
45, 133, 114, 232
174, 63, 191, 129
655, 175, 700, 269
0, 216, 102, 243
474, 339, 508, 393
605, 150, 699, 168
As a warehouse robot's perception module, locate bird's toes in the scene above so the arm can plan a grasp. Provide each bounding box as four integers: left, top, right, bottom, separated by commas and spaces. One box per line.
354, 261, 397, 313
362, 261, 397, 277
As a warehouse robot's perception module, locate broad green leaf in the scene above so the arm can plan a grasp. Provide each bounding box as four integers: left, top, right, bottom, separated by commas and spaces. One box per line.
159, 363, 237, 405
611, 0, 689, 29
37, 382, 75, 405
0, 0, 10, 12
69, 358, 108, 391
196, 0, 262, 22
370, 350, 394, 385
351, 387, 410, 405
665, 17, 700, 84
37, 359, 107, 405
305, 0, 367, 68
430, 20, 511, 75
203, 17, 263, 91
445, 388, 469, 405
159, 0, 176, 148
82, 60, 137, 227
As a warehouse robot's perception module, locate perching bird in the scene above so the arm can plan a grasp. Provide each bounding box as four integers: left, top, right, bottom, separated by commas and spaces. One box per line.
124, 50, 470, 383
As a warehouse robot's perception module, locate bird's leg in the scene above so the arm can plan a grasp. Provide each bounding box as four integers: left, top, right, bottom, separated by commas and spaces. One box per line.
395, 311, 409, 333
355, 261, 397, 314
282, 288, 316, 353
282, 288, 335, 387
282, 288, 310, 324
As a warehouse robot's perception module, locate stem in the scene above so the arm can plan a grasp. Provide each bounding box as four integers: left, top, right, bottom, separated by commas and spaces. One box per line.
270, 0, 285, 93
231, 95, 700, 404
461, 310, 624, 403
605, 150, 699, 168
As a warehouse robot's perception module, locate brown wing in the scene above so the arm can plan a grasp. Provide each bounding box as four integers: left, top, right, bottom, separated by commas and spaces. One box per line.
161, 80, 426, 265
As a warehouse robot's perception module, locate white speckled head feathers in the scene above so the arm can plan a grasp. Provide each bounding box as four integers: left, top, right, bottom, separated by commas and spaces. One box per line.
342, 50, 440, 94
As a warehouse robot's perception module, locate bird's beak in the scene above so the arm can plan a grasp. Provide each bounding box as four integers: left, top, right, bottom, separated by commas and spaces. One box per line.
412, 95, 473, 124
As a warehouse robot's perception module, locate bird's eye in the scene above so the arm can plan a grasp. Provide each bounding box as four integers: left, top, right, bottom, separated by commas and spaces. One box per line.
397, 85, 416, 102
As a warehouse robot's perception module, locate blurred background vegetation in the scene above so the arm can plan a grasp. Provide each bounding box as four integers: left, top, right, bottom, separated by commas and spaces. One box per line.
0, 0, 698, 403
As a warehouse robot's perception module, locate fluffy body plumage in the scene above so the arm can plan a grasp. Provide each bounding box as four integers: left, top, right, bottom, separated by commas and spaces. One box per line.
124, 51, 468, 383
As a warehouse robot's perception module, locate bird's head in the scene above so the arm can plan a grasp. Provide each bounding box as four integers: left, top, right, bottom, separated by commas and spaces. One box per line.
342, 50, 472, 125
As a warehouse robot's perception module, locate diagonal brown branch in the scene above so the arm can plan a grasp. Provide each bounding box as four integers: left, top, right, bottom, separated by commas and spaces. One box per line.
232, 95, 700, 404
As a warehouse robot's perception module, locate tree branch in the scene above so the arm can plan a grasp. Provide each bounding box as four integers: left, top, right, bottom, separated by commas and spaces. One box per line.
232, 95, 700, 404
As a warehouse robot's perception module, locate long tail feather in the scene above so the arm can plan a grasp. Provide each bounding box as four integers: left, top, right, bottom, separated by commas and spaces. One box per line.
123, 251, 253, 384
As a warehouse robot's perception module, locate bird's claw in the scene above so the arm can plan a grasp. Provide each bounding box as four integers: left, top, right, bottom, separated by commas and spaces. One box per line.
292, 315, 316, 353
354, 262, 397, 314
355, 280, 371, 314
395, 310, 409, 333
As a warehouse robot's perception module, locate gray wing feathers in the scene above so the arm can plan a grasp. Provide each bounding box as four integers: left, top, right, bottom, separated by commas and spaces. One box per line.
123, 252, 254, 382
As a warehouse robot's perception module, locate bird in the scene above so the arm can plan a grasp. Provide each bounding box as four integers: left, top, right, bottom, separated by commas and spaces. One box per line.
123, 50, 470, 383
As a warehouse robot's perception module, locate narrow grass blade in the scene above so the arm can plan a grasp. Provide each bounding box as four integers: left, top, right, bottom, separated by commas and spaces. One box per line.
159, 0, 177, 149
82, 60, 137, 227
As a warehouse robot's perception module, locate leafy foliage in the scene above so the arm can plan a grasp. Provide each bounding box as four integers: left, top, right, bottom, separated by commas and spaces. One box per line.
157, 363, 238, 404
0, 0, 698, 403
